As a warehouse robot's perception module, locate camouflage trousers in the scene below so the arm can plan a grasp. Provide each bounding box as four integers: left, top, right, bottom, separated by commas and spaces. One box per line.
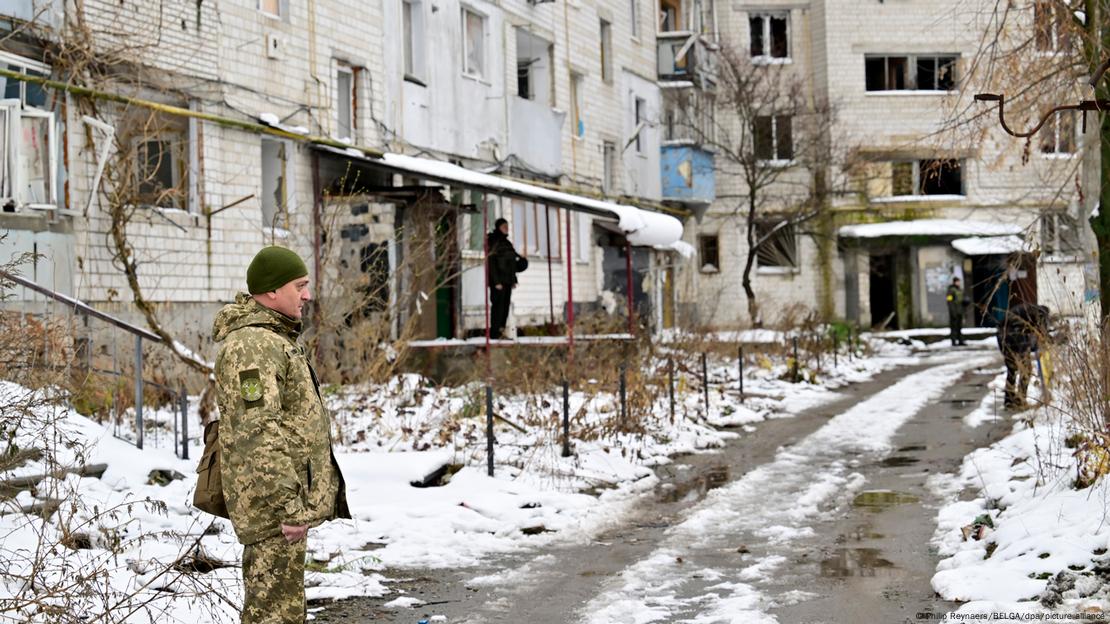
241, 535, 306, 624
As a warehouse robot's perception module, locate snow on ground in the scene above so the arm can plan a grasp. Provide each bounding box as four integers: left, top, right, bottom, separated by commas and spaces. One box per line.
929, 382, 1110, 615
579, 353, 996, 624
0, 340, 926, 621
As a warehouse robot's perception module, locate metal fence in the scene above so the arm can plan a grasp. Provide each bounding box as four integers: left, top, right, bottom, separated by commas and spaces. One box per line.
1, 270, 191, 459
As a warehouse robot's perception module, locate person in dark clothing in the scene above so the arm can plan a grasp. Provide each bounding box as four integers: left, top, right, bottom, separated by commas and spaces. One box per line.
946, 277, 968, 346
487, 218, 519, 339
996, 302, 1050, 409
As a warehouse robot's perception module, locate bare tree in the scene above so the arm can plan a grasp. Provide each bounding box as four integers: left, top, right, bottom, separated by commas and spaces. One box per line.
669, 48, 839, 325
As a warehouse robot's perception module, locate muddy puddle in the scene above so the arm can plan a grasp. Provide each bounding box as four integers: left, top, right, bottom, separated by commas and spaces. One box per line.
655, 464, 730, 503
852, 490, 920, 509
820, 547, 897, 577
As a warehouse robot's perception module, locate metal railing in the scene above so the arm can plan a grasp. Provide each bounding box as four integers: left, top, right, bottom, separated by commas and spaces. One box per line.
0, 270, 190, 459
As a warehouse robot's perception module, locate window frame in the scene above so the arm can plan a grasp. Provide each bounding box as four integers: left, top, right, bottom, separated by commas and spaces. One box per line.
133, 133, 188, 211
571, 72, 585, 139
754, 220, 798, 271
510, 199, 562, 259
403, 0, 427, 83
461, 6, 488, 80
1041, 210, 1083, 258
887, 159, 965, 198
1040, 110, 1077, 157
602, 140, 617, 192
633, 97, 646, 154
258, 0, 286, 19
0, 54, 64, 214
753, 114, 794, 164
336, 64, 355, 141
749, 11, 790, 63
261, 137, 294, 231
1034, 0, 1071, 55
864, 53, 959, 92
698, 234, 720, 273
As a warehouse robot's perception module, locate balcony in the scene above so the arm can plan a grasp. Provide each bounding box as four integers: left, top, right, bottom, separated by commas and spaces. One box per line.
661, 144, 714, 205
657, 32, 718, 86
509, 97, 565, 177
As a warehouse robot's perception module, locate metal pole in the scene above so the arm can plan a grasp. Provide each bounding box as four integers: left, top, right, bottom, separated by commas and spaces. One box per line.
566, 206, 576, 359
134, 335, 144, 450
486, 385, 494, 477
792, 337, 800, 383
701, 352, 709, 417
484, 196, 492, 377
545, 205, 555, 325
738, 345, 744, 401
619, 363, 627, 429
668, 358, 675, 422
625, 242, 635, 335
562, 380, 571, 457
180, 385, 189, 461
833, 333, 839, 368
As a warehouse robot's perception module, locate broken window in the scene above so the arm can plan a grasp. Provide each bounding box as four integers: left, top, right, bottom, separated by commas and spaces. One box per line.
754, 115, 793, 162
659, 0, 681, 31
1040, 111, 1076, 155
403, 0, 425, 81
600, 19, 613, 82
462, 7, 486, 79
750, 12, 789, 61
889, 159, 963, 196
516, 29, 554, 105
336, 65, 354, 140
633, 97, 646, 153
603, 141, 617, 192
135, 134, 188, 210
866, 54, 958, 91
698, 234, 720, 272
1035, 0, 1071, 53
0, 55, 61, 212
755, 220, 797, 269
261, 138, 290, 230
1041, 211, 1083, 256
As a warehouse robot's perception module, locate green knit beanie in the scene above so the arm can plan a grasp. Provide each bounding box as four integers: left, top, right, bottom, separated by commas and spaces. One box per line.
246, 246, 308, 294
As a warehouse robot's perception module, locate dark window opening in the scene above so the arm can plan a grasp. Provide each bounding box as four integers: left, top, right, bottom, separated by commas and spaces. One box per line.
698, 235, 720, 272
919, 159, 962, 195
866, 54, 956, 91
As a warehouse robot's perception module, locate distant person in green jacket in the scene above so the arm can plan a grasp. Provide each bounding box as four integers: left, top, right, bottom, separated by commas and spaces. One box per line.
946, 277, 968, 346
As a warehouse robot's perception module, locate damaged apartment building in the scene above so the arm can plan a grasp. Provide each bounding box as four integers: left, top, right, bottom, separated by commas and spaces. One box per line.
679, 0, 1097, 330
0, 0, 694, 359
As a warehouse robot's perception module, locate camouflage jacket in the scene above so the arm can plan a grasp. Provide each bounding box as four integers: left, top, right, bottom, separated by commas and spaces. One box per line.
212, 293, 350, 545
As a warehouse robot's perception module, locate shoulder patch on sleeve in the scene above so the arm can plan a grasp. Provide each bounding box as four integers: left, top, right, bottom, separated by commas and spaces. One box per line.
238, 368, 264, 407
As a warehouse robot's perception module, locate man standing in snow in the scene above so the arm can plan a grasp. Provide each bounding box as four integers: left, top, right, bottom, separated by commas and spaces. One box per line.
946, 277, 968, 346
996, 301, 1050, 409
212, 246, 350, 624
487, 218, 520, 339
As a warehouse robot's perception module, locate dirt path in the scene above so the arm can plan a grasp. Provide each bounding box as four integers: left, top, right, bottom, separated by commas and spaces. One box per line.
314, 353, 1004, 623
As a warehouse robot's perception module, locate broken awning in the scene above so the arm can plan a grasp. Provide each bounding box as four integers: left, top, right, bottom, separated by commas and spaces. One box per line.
951, 235, 1029, 256
838, 219, 1024, 239
317, 146, 684, 247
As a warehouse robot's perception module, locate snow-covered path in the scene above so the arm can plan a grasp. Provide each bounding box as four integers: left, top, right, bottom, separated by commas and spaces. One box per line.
315, 350, 1004, 623
574, 353, 997, 624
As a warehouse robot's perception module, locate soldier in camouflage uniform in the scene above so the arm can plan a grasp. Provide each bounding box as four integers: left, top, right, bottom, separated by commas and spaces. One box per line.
213, 246, 350, 624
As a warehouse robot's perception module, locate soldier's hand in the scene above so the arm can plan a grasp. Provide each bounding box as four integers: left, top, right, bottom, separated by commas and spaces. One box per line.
281, 523, 308, 543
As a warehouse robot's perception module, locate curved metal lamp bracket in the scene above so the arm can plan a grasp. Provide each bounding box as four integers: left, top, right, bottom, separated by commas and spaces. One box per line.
974, 57, 1110, 138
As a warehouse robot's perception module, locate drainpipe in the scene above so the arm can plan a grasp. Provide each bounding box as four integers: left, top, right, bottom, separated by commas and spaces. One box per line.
311, 150, 324, 351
